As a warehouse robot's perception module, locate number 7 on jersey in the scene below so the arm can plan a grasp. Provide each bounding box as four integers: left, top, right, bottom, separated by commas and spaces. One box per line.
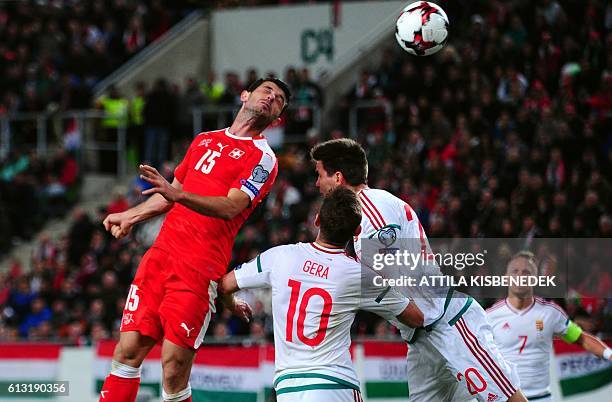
518, 335, 528, 354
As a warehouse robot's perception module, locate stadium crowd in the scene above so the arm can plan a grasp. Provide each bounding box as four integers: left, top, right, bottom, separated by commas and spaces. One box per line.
1, 0, 611, 343
0, 0, 197, 115
0, 0, 330, 115
0, 149, 80, 255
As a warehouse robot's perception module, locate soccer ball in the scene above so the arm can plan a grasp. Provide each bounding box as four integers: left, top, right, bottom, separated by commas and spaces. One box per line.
395, 1, 449, 56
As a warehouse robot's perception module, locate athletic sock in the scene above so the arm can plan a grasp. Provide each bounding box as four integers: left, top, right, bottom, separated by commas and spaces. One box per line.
98, 360, 142, 402
162, 383, 192, 402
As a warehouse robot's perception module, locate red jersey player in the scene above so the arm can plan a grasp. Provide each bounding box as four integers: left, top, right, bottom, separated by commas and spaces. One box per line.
99, 78, 291, 402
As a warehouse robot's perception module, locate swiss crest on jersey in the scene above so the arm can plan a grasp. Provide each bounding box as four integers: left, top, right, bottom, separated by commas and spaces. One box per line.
191, 132, 245, 179
229, 148, 245, 159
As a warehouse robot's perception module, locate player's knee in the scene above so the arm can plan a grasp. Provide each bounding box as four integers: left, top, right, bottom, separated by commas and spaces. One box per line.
114, 340, 147, 366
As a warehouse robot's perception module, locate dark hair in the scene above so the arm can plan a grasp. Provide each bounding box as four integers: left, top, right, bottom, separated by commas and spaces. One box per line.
319, 187, 362, 247
247, 78, 292, 113
310, 139, 368, 186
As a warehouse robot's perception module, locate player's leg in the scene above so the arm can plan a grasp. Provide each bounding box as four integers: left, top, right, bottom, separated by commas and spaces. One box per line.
407, 333, 472, 402
161, 339, 196, 402
426, 296, 524, 402
99, 248, 166, 402
113, 330, 157, 366
158, 274, 217, 401
99, 331, 157, 402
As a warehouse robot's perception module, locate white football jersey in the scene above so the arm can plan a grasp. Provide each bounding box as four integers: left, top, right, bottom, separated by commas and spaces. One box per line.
487, 297, 570, 398
354, 187, 447, 332
234, 242, 409, 393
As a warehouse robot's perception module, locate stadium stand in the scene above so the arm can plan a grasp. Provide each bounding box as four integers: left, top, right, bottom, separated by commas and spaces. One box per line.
0, 148, 80, 254
0, 0, 198, 115
0, 0, 611, 344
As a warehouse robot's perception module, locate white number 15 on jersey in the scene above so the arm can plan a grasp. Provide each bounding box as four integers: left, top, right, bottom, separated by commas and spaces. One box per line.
195, 149, 221, 174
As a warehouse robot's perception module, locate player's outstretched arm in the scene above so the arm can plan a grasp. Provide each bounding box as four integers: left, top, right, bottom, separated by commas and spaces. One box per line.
139, 164, 250, 220
102, 180, 178, 239
577, 331, 612, 361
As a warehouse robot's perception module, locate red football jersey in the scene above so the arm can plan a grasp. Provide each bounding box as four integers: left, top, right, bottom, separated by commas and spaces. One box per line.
152, 128, 278, 287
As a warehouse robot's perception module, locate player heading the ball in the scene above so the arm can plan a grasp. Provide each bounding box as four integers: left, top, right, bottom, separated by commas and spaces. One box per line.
311, 138, 528, 402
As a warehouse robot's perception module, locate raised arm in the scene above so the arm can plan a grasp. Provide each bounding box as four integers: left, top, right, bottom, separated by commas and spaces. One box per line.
102, 178, 180, 238
139, 164, 250, 220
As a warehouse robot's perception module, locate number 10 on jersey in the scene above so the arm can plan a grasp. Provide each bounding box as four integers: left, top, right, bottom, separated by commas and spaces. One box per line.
286, 279, 332, 347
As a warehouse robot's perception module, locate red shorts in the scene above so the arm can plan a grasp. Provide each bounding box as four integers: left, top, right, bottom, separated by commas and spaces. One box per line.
120, 247, 217, 350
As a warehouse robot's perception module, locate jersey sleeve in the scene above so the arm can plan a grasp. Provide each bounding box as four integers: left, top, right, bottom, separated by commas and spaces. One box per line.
359, 268, 410, 319
232, 150, 278, 204
550, 303, 570, 336
234, 246, 281, 289
174, 135, 201, 183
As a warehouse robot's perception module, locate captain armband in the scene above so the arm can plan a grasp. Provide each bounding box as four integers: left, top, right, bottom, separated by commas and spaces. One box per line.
561, 320, 583, 344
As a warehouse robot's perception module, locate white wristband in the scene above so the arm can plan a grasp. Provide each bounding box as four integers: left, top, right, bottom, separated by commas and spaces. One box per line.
603, 348, 612, 361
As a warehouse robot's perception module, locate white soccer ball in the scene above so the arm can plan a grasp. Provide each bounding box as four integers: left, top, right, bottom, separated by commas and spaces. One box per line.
395, 1, 449, 56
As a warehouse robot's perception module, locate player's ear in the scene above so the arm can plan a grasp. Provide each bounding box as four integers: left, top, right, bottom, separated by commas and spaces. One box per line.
335, 171, 344, 185
240, 90, 250, 103
353, 224, 362, 237
268, 117, 282, 128
314, 213, 320, 227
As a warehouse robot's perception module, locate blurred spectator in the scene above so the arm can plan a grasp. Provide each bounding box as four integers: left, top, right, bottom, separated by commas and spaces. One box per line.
144, 78, 176, 167
201, 71, 225, 104
96, 85, 129, 172
107, 187, 129, 215
19, 297, 51, 337
128, 81, 147, 166
67, 208, 95, 267
178, 77, 205, 140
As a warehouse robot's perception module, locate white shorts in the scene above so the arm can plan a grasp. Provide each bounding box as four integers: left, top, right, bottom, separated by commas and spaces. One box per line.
276, 388, 363, 402
407, 339, 475, 402
407, 293, 520, 402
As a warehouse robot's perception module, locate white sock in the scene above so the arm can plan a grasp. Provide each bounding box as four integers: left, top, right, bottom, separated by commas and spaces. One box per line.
110, 360, 142, 379
162, 383, 191, 402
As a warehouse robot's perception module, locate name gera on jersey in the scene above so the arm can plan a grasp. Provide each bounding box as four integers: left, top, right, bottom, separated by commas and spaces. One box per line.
303, 260, 330, 279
